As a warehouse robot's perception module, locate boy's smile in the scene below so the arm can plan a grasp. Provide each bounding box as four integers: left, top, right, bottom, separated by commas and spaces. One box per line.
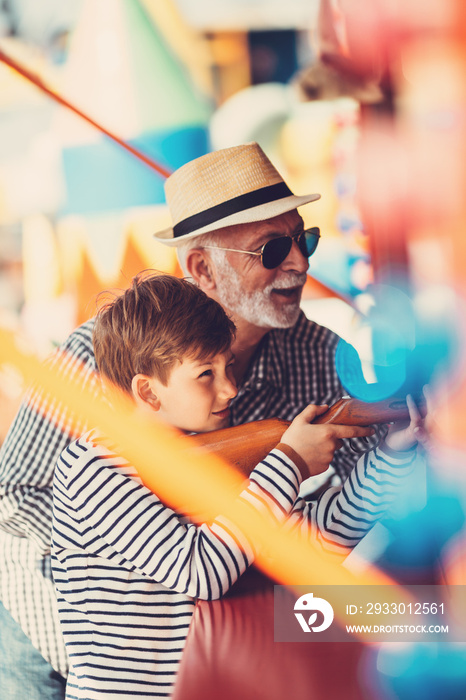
211, 406, 231, 421
147, 350, 237, 433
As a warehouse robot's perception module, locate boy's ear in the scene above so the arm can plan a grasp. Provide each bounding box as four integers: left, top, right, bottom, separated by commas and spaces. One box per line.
185, 249, 216, 290
131, 374, 161, 412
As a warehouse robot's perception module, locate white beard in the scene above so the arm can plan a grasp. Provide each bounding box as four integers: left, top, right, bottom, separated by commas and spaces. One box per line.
211, 251, 307, 329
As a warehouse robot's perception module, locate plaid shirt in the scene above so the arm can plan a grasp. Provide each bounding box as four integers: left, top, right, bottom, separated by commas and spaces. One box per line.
0, 311, 382, 675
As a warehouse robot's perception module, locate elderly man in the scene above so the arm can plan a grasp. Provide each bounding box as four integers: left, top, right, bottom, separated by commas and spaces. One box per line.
0, 143, 377, 698
154, 143, 377, 474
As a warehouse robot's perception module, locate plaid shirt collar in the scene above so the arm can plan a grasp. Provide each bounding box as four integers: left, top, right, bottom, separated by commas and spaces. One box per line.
240, 311, 307, 391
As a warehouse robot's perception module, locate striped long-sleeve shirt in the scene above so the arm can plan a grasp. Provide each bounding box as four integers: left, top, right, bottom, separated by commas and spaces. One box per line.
51, 430, 416, 699
0, 312, 385, 675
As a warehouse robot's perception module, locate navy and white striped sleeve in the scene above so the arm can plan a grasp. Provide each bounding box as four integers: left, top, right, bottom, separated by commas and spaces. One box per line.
286, 442, 419, 554
0, 320, 97, 553
55, 440, 302, 601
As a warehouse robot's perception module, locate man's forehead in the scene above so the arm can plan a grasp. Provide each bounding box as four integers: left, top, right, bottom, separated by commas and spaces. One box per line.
221, 210, 304, 245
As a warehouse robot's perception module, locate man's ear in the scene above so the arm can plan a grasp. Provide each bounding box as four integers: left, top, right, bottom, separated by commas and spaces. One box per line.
131, 374, 161, 412
185, 249, 216, 290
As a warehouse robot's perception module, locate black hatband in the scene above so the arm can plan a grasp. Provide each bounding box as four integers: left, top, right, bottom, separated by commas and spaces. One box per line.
172, 182, 293, 238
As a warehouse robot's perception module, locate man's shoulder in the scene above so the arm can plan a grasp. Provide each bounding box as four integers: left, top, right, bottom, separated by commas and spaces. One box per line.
49, 318, 97, 374
61, 318, 95, 354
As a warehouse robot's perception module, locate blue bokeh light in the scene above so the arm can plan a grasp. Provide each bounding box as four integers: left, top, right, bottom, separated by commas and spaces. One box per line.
374, 643, 466, 700
335, 338, 408, 401
336, 283, 459, 401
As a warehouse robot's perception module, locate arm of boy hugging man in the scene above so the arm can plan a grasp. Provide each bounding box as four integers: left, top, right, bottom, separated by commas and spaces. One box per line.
52, 399, 425, 601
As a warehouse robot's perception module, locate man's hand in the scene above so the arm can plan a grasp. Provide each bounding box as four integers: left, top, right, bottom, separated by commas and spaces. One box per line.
281, 404, 375, 477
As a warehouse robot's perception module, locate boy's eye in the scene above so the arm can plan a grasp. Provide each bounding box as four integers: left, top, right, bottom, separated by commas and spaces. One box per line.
198, 369, 213, 379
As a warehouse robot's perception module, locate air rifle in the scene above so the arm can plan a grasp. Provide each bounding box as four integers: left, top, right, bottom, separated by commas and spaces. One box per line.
190, 395, 419, 477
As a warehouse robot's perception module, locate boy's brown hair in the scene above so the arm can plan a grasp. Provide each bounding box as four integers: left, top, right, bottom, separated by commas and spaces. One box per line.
93, 272, 236, 394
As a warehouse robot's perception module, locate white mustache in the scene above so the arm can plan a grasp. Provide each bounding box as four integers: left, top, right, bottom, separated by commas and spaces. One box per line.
270, 273, 307, 290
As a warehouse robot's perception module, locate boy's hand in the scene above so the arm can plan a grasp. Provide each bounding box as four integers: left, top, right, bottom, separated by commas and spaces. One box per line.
383, 388, 433, 453
281, 404, 375, 478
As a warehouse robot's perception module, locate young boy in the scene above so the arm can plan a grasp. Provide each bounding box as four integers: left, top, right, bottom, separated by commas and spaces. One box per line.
51, 273, 423, 699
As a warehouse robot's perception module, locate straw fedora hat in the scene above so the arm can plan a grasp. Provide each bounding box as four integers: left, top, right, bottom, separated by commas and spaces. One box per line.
153, 142, 320, 246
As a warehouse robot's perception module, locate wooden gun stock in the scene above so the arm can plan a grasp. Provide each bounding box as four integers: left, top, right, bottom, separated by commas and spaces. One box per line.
312, 396, 416, 426
190, 396, 417, 476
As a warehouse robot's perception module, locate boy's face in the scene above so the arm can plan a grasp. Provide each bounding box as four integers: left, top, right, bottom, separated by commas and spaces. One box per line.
150, 350, 237, 433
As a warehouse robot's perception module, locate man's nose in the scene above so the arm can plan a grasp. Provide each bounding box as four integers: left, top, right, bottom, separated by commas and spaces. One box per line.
281, 239, 309, 274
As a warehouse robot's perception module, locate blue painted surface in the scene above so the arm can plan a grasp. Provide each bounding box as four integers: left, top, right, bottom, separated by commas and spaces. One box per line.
60, 126, 209, 214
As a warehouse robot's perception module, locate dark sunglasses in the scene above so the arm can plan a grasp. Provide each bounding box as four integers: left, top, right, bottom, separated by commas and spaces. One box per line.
204, 227, 320, 270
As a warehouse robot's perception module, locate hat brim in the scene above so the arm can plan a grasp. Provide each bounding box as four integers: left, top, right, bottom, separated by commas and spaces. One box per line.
153, 192, 321, 247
